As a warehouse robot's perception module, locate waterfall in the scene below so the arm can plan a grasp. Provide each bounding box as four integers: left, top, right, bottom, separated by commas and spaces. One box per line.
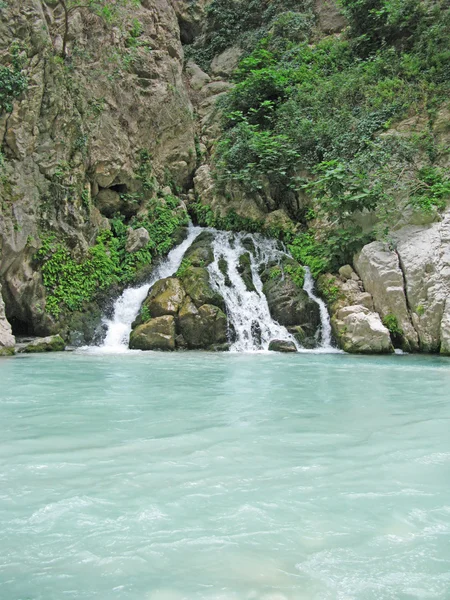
302, 266, 333, 349
89, 224, 335, 353
208, 231, 298, 352
98, 223, 203, 352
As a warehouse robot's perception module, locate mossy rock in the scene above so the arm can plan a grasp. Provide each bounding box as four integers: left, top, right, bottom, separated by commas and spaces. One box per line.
268, 339, 297, 353
178, 297, 228, 349
0, 346, 15, 357
218, 257, 232, 287
145, 277, 186, 318
262, 262, 320, 329
21, 335, 65, 353
129, 315, 176, 351
237, 252, 256, 292
183, 231, 214, 267
181, 266, 225, 310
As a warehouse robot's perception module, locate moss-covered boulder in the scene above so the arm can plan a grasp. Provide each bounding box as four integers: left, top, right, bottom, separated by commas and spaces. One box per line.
21, 335, 65, 353
182, 231, 215, 266
181, 266, 225, 310
261, 260, 320, 330
178, 297, 228, 349
268, 340, 297, 353
129, 315, 176, 351
145, 278, 186, 318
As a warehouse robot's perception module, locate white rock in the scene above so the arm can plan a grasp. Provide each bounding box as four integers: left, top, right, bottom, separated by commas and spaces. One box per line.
354, 241, 419, 351
334, 304, 392, 354
0, 285, 15, 356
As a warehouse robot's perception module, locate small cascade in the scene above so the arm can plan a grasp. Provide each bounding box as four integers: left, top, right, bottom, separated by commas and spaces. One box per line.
303, 266, 333, 349
99, 223, 203, 351
208, 231, 297, 352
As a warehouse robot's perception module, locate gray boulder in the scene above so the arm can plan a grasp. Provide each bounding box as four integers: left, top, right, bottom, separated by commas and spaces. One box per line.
268, 340, 297, 353
125, 227, 150, 253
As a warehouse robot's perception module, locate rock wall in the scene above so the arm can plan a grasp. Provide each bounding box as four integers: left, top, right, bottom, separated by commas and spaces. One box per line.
0, 0, 196, 338
354, 209, 450, 354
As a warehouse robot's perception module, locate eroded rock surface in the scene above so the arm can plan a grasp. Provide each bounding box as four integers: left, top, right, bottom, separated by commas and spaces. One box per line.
0, 285, 15, 356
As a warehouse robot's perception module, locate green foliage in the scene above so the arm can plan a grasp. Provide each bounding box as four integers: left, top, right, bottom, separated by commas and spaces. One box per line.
36, 195, 188, 318
319, 277, 341, 303
35, 232, 121, 317
140, 305, 151, 323
410, 166, 450, 213
192, 203, 264, 233
339, 0, 425, 56
269, 266, 282, 280
176, 258, 192, 278
383, 313, 403, 336
0, 42, 28, 114
284, 263, 305, 288
415, 304, 425, 316
185, 0, 314, 70
209, 0, 449, 275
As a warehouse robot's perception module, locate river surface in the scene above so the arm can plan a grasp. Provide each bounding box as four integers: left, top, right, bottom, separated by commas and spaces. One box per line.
1, 352, 450, 600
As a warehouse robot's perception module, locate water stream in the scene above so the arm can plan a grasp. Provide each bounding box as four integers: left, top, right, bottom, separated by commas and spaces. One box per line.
100, 223, 203, 351
207, 231, 298, 352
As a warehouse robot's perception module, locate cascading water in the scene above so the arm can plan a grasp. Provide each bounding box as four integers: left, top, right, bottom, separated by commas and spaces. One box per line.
92, 223, 335, 353
302, 266, 333, 348
208, 231, 299, 352
99, 223, 203, 351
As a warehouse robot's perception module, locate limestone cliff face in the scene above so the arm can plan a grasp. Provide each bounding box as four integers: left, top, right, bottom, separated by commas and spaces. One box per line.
354, 210, 450, 354
0, 0, 195, 336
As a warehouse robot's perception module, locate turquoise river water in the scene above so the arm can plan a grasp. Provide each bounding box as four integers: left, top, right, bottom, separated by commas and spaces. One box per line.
1, 351, 450, 600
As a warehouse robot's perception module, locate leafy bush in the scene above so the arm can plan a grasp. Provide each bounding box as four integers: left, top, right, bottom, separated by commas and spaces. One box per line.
36, 195, 189, 317
208, 0, 449, 275
0, 43, 28, 114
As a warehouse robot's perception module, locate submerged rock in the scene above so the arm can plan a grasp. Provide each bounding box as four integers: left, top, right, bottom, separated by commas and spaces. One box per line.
268, 340, 297, 353
129, 315, 176, 351
21, 335, 65, 353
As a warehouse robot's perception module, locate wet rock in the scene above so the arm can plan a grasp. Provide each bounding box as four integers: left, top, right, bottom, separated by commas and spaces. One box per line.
145, 278, 186, 317
181, 266, 224, 310
268, 340, 297, 353
287, 325, 317, 349
21, 334, 65, 353
129, 315, 176, 351
178, 297, 227, 349
262, 261, 320, 329
125, 227, 150, 253
218, 257, 232, 287
237, 253, 256, 292
182, 232, 214, 266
